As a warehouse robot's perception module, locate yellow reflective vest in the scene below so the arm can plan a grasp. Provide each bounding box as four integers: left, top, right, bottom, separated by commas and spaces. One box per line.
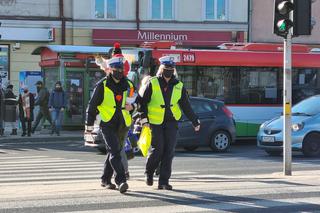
97, 80, 133, 127
147, 77, 183, 125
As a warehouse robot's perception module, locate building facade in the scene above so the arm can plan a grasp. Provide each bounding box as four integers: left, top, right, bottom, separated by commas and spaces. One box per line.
0, 0, 248, 91
249, 0, 320, 44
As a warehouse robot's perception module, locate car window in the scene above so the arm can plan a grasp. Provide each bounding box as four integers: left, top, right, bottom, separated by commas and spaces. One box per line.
292, 96, 320, 115
190, 100, 215, 114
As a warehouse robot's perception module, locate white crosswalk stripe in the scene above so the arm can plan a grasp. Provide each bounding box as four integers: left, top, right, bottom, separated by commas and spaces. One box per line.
0, 155, 196, 186
0, 155, 319, 213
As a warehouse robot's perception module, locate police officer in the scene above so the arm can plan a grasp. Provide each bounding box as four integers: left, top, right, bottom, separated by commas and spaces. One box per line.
138, 56, 200, 190
85, 56, 134, 194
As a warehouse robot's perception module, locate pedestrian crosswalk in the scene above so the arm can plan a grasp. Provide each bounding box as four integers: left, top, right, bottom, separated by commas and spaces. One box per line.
0, 154, 197, 186
0, 154, 320, 213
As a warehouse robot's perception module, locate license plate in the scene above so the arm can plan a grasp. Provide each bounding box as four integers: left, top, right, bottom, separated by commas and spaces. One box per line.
262, 136, 275, 142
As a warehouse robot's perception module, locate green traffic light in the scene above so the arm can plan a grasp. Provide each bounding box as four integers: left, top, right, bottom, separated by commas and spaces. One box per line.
279, 22, 286, 32
277, 19, 293, 33
277, 20, 287, 32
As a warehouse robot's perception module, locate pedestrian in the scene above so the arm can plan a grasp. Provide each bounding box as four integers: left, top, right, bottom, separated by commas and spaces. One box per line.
31, 81, 53, 133
0, 82, 5, 136
48, 81, 67, 136
85, 56, 135, 194
138, 56, 201, 190
18, 86, 35, 137
4, 84, 18, 135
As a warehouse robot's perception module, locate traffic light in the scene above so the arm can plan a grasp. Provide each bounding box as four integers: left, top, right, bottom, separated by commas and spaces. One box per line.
293, 0, 312, 36
273, 0, 313, 38
273, 0, 294, 38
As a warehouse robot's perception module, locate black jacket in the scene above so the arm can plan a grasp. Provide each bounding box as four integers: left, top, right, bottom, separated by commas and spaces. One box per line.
35, 87, 50, 108
4, 89, 17, 105
138, 76, 199, 127
86, 75, 133, 128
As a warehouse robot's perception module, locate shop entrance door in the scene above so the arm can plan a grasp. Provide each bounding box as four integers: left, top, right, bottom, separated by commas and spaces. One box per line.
65, 69, 85, 125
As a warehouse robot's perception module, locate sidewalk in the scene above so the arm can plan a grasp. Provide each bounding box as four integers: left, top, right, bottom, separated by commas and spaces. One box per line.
0, 128, 83, 143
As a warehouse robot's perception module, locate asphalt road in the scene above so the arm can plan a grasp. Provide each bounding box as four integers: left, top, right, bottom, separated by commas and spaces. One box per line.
0, 139, 320, 212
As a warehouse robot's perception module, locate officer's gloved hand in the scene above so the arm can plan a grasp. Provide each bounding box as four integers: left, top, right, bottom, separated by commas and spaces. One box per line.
140, 118, 150, 128
194, 125, 200, 132
194, 119, 201, 132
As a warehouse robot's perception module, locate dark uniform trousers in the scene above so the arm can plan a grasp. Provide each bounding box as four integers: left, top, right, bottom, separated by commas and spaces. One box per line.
146, 121, 178, 185
101, 124, 128, 185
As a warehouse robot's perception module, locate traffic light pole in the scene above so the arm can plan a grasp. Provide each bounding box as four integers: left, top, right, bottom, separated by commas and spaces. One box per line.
283, 32, 292, 176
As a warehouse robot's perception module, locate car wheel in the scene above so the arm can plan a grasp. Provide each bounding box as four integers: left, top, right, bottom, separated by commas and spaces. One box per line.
265, 150, 282, 156
183, 146, 198, 151
210, 130, 231, 152
302, 133, 320, 157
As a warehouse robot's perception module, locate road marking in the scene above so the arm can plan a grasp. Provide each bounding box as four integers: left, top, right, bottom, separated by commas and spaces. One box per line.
0, 156, 50, 160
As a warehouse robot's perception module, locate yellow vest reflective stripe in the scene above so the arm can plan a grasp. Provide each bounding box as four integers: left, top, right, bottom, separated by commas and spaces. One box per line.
148, 77, 183, 125
97, 80, 132, 127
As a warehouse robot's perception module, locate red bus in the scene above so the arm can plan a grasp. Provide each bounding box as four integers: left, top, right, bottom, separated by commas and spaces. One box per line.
142, 42, 320, 138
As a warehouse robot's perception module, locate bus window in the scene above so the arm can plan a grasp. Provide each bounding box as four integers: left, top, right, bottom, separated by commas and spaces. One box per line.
238, 67, 279, 104
178, 66, 227, 100
177, 66, 280, 104
292, 68, 320, 104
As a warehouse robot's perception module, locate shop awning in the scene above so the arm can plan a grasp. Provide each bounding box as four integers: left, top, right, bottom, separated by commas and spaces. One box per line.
32, 45, 112, 55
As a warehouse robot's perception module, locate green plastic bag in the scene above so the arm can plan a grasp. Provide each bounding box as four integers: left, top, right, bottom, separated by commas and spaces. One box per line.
137, 126, 152, 157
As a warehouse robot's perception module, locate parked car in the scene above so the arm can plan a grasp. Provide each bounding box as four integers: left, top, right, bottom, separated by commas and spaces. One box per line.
177, 97, 236, 152
257, 95, 320, 157
85, 97, 236, 152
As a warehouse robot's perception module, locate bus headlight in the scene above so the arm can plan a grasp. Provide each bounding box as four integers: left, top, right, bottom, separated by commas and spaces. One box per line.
292, 123, 304, 132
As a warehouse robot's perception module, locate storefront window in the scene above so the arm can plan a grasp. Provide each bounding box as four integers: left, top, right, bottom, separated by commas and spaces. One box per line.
88, 70, 106, 97
0, 45, 9, 87
205, 0, 227, 20
151, 0, 173, 20
94, 0, 117, 19
44, 68, 59, 91
65, 71, 84, 124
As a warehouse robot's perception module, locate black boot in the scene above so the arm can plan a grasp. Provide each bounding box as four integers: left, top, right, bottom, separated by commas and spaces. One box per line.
101, 180, 116, 190
0, 128, 4, 136
145, 173, 153, 186
10, 129, 17, 135
118, 182, 129, 194
21, 132, 27, 137
158, 184, 173, 190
